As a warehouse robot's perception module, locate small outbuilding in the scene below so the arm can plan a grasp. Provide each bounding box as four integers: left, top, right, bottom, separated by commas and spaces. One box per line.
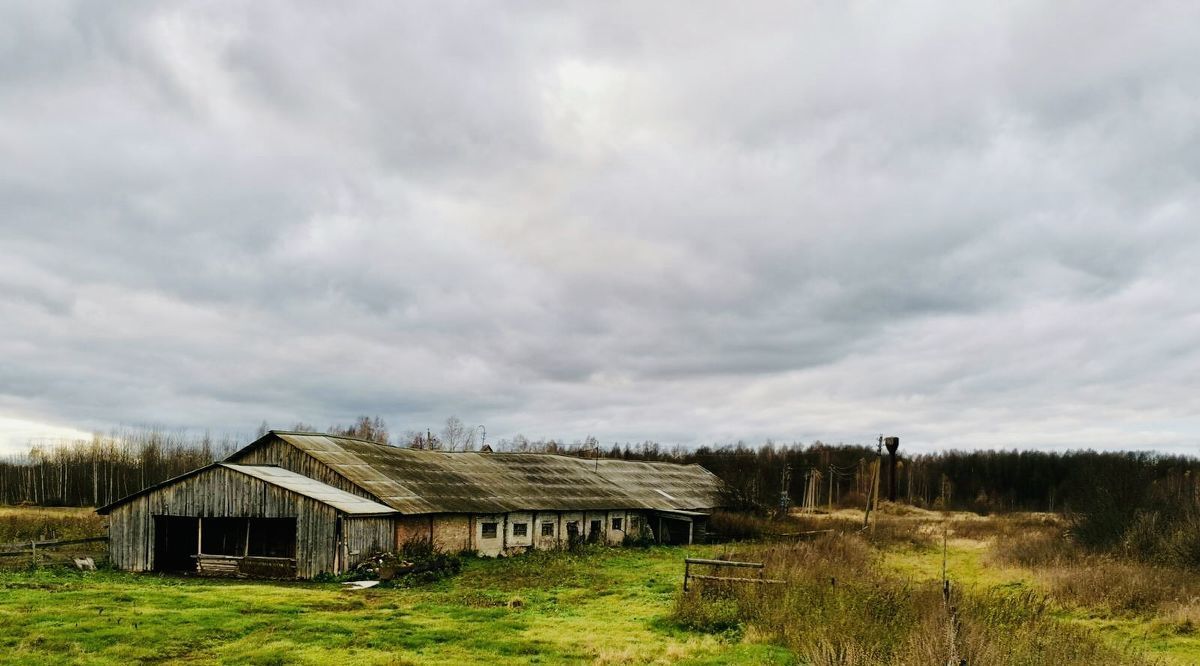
99, 462, 396, 578
99, 431, 725, 578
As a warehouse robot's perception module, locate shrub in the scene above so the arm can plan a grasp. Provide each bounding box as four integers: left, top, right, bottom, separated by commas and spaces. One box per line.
347, 536, 462, 586
990, 530, 1077, 568
707, 511, 768, 541
673, 590, 741, 635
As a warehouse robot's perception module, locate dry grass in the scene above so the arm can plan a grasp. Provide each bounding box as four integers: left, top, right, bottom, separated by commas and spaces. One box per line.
985, 513, 1200, 619
1044, 559, 1200, 615
707, 510, 770, 540
674, 530, 1147, 665
0, 506, 104, 544
0, 505, 103, 543
0, 505, 107, 569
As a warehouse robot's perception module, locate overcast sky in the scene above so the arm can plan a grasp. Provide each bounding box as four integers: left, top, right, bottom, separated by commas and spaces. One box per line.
3, 2, 1200, 455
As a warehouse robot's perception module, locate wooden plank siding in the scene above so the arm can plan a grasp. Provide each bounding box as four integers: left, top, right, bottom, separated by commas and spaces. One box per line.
230, 439, 385, 503
105, 465, 369, 579
343, 517, 395, 569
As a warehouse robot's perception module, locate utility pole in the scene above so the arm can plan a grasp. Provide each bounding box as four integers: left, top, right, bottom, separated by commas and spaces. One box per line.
863, 436, 883, 531
778, 464, 792, 518
807, 468, 822, 513
828, 464, 834, 512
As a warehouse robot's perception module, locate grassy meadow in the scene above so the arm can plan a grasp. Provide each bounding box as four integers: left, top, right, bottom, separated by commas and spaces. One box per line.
3, 505, 1200, 664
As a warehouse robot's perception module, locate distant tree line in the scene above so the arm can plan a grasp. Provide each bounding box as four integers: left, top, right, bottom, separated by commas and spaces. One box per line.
3, 417, 1199, 517
0, 429, 238, 508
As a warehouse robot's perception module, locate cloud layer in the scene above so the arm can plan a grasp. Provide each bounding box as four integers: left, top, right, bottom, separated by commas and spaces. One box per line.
3, 2, 1200, 453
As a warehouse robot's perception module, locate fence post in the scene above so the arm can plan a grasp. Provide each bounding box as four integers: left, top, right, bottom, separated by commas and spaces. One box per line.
683, 560, 690, 592
30, 540, 36, 568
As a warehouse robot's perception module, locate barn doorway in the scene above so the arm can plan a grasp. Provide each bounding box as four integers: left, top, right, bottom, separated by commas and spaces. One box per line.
153, 516, 199, 572
653, 511, 701, 545
153, 516, 299, 576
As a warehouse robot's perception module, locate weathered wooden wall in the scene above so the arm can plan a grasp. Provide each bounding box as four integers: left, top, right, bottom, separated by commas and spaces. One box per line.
343, 517, 395, 568
106, 466, 343, 579
230, 439, 380, 501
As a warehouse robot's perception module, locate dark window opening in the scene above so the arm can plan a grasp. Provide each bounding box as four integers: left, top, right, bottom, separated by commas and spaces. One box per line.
566, 521, 579, 538
612, 517, 623, 531
589, 520, 601, 536
541, 522, 554, 537
481, 522, 498, 539
201, 518, 247, 556
512, 523, 528, 537
247, 518, 296, 558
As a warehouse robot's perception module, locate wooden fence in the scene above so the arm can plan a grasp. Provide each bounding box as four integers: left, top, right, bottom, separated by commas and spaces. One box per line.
0, 536, 108, 558
683, 557, 785, 591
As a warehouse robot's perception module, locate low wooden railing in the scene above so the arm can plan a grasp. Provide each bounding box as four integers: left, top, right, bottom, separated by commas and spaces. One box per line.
683, 557, 785, 591
0, 536, 108, 558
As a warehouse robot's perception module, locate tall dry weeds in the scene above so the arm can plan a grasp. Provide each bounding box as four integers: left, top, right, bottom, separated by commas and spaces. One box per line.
676, 531, 1152, 665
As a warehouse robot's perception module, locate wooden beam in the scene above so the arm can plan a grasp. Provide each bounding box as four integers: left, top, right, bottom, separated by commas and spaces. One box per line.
687, 574, 785, 584
684, 557, 764, 568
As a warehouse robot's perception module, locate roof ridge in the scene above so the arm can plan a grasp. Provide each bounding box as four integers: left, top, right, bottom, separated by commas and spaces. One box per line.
267, 430, 399, 447
270, 431, 698, 466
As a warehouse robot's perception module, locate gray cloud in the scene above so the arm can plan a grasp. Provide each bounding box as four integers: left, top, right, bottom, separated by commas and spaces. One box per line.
3, 1, 1200, 454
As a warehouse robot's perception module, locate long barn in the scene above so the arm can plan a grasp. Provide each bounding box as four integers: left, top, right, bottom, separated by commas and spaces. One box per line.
98, 431, 724, 578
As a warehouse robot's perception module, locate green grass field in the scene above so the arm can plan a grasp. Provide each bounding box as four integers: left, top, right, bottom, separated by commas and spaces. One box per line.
6, 506, 1200, 664
0, 545, 793, 665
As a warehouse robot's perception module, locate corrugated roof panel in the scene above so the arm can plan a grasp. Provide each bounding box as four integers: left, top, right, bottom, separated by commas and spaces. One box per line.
243, 432, 725, 515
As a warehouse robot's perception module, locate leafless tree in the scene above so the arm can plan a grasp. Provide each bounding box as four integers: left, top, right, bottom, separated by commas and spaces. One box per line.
441, 416, 475, 451
329, 415, 390, 445
403, 429, 442, 450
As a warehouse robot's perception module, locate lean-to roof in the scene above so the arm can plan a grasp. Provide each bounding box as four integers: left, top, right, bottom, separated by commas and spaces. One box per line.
220, 464, 397, 515
96, 462, 398, 516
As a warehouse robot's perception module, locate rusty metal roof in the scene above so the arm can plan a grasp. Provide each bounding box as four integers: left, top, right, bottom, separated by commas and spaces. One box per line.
234, 432, 724, 515
220, 464, 397, 515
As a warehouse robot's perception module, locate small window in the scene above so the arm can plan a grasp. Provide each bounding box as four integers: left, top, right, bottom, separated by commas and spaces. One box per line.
513, 523, 528, 537
541, 522, 554, 537
612, 517, 623, 531
566, 521, 579, 537
589, 519, 601, 535
481, 522, 498, 539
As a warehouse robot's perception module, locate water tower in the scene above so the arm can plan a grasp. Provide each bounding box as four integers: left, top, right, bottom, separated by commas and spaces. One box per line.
884, 436, 900, 502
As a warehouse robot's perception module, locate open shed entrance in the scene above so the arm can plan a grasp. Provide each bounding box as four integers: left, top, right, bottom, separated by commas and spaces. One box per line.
652, 510, 710, 545
153, 516, 298, 577
154, 516, 199, 572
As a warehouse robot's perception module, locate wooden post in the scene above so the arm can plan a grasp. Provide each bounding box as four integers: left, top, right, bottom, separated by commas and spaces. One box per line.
871, 459, 881, 533
30, 540, 36, 568
862, 460, 879, 529
683, 560, 690, 592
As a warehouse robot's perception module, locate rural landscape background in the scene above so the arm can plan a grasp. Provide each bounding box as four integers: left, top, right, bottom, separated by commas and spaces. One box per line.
4, 421, 1200, 663
5, 1, 1200, 664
